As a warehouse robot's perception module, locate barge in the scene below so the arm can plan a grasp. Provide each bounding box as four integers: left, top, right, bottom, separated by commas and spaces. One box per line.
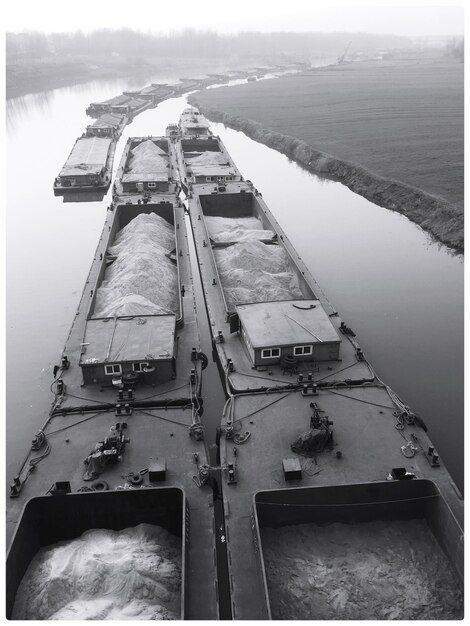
54, 114, 126, 201
8, 106, 464, 621
53, 135, 116, 198
86, 94, 150, 119
8, 136, 219, 620
180, 110, 464, 620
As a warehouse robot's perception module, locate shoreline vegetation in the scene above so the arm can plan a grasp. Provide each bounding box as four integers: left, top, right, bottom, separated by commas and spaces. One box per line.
5, 57, 249, 100
6, 59, 140, 99
189, 54, 463, 252
187, 103, 463, 252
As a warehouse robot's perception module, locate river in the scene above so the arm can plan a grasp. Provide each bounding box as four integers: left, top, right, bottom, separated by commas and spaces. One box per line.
6, 74, 464, 493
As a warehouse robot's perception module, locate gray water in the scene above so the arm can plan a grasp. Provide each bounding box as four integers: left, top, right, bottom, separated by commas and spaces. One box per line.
6, 76, 464, 492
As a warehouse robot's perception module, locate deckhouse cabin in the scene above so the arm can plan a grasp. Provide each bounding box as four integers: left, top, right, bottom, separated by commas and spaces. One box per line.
236, 300, 341, 367
79, 314, 176, 386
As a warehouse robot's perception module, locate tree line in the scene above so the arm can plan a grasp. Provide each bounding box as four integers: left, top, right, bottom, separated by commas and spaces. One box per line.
6, 29, 412, 62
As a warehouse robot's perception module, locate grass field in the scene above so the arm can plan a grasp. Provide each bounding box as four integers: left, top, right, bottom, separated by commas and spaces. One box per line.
192, 53, 463, 247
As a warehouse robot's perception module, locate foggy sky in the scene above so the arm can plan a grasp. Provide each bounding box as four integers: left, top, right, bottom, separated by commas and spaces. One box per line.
4, 0, 464, 37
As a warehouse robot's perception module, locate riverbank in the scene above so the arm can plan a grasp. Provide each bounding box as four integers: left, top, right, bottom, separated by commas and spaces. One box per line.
6, 56, 262, 100
6, 58, 141, 99
189, 53, 464, 252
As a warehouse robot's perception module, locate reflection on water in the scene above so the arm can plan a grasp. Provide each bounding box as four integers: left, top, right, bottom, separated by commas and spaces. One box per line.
7, 78, 128, 134
6, 90, 55, 134
6, 74, 464, 494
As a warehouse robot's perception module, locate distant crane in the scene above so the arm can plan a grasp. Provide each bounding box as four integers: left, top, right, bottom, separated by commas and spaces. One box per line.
337, 40, 352, 65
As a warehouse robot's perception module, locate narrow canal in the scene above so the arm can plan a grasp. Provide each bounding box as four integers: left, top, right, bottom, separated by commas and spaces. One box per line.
6, 73, 464, 494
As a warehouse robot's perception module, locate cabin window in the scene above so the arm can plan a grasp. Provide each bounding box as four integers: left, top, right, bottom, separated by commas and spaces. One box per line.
148, 182, 156, 188
206, 176, 214, 182
225, 176, 233, 181
294, 345, 313, 356
132, 362, 150, 372
105, 364, 122, 375
261, 348, 280, 359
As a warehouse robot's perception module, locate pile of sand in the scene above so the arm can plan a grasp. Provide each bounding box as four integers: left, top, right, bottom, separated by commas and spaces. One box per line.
186, 151, 228, 165
214, 240, 302, 306
261, 519, 463, 620
205, 216, 274, 243
13, 523, 181, 620
124, 140, 168, 179
131, 140, 167, 157
94, 213, 177, 317
185, 151, 235, 177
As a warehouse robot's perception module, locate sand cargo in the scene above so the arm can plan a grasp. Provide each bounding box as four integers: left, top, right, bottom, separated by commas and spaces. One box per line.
7, 488, 188, 619
253, 481, 463, 619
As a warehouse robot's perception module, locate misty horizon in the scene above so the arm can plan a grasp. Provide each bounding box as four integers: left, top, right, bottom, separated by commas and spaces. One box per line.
5, 26, 464, 40
3, 1, 464, 38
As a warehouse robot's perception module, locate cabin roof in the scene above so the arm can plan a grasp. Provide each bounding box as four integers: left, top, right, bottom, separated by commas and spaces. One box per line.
80, 315, 176, 365
236, 300, 340, 348
90, 112, 125, 129
59, 136, 111, 176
